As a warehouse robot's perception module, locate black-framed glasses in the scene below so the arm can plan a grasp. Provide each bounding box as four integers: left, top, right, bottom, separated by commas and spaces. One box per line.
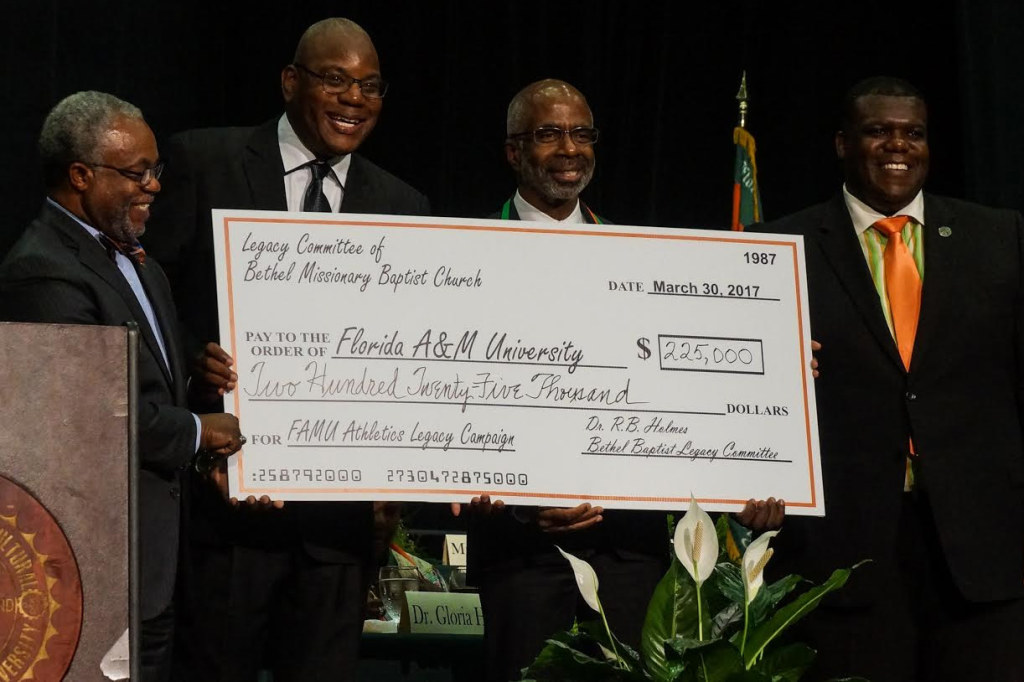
508, 126, 599, 146
86, 161, 164, 186
293, 63, 389, 99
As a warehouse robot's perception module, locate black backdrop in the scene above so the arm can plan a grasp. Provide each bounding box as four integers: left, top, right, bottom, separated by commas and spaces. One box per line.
3, 0, 1023, 256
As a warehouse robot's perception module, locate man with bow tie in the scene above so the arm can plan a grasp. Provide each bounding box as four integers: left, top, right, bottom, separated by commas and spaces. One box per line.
0, 90, 243, 682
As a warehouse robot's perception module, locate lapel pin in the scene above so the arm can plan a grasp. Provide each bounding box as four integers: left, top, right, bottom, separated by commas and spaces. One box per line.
938, 226, 952, 237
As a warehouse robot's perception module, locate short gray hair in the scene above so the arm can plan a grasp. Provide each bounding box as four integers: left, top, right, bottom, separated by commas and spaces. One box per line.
506, 79, 590, 137
38, 91, 143, 188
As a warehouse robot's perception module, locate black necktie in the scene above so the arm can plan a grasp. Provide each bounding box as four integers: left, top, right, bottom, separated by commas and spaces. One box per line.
302, 160, 334, 212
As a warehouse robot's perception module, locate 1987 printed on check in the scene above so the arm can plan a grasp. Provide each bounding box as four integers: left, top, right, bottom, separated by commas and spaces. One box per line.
214, 211, 822, 514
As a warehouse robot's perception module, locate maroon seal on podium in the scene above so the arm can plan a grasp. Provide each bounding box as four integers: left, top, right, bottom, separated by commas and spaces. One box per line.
0, 474, 83, 680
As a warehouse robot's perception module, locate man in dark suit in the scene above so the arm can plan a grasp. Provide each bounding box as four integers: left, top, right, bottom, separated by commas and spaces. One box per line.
756, 77, 1024, 681
472, 79, 664, 682
0, 91, 243, 682
144, 18, 429, 682
465, 79, 784, 681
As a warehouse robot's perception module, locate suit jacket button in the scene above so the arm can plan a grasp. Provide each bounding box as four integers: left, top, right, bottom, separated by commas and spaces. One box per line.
170, 487, 181, 500
905, 392, 917, 401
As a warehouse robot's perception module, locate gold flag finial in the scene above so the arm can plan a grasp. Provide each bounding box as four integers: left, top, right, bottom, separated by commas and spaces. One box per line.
736, 71, 749, 129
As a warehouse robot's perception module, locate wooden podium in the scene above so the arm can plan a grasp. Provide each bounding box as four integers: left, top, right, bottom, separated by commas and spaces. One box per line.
0, 321, 139, 680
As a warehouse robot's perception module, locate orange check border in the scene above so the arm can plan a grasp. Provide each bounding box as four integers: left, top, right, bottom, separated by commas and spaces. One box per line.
219, 215, 818, 511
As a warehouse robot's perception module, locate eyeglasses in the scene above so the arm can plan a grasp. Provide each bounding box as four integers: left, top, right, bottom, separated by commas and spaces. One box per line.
293, 63, 389, 99
508, 126, 600, 146
86, 161, 164, 186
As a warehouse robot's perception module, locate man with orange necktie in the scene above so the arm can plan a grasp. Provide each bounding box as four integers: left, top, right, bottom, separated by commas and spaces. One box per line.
755, 77, 1024, 681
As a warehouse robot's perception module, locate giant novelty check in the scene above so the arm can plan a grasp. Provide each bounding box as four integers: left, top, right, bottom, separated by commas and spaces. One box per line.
213, 210, 823, 514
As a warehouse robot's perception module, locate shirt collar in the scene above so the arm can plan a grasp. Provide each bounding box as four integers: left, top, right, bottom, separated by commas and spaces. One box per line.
47, 196, 105, 242
278, 114, 352, 188
842, 184, 926, 236
513, 189, 584, 223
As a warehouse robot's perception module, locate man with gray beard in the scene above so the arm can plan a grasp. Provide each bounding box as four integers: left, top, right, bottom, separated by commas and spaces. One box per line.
470, 79, 666, 681
493, 79, 603, 223
467, 80, 785, 680
0, 91, 243, 681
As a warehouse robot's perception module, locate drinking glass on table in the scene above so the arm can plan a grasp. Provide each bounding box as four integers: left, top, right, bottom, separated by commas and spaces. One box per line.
378, 566, 420, 622
447, 566, 468, 591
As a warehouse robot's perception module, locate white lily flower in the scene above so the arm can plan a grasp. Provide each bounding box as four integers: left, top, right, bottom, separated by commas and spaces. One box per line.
556, 545, 601, 612
742, 530, 779, 602
674, 498, 719, 583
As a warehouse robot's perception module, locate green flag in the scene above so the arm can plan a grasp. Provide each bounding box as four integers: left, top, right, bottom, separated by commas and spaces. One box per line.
731, 126, 761, 230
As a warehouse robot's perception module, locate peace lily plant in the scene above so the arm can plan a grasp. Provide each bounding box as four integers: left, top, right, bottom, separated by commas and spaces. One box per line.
523, 499, 864, 682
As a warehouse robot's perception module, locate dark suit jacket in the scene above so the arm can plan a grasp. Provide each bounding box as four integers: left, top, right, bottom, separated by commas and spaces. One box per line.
754, 193, 1024, 603
147, 118, 431, 355
0, 201, 196, 619
145, 118, 431, 562
469, 198, 668, 578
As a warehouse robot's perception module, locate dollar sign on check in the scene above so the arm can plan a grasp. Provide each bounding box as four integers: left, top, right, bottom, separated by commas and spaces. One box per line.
636, 337, 651, 360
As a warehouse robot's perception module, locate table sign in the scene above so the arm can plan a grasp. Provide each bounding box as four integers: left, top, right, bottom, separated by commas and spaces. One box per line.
213, 210, 823, 514
402, 592, 484, 636
443, 534, 467, 567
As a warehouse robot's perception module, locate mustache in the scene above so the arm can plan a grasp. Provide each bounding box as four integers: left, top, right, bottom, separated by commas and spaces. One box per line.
547, 158, 591, 172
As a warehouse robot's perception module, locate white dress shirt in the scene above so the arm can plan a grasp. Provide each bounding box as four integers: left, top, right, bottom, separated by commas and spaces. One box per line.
513, 190, 584, 223
278, 114, 352, 212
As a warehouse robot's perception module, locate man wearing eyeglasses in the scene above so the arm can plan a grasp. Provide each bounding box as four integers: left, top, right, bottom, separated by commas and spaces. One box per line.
462, 79, 667, 682
495, 80, 603, 224
0, 91, 244, 682
144, 17, 428, 682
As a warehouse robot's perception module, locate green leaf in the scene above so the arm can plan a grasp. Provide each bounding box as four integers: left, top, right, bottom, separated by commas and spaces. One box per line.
578, 619, 641, 671
523, 636, 649, 681
762, 574, 804, 610
751, 642, 815, 682
665, 636, 719, 660
714, 561, 745, 604
699, 641, 745, 680
664, 639, 744, 682
642, 559, 707, 681
711, 601, 744, 639
742, 568, 853, 668
747, 574, 803, 629
715, 515, 734, 562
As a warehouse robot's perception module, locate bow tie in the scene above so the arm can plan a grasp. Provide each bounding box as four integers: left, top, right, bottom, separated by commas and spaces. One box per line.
98, 232, 146, 266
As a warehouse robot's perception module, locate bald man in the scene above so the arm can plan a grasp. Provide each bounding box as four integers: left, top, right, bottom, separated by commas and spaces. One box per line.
146, 18, 429, 682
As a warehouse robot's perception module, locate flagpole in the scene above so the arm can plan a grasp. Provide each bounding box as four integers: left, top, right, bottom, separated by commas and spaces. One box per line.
736, 71, 748, 129
731, 71, 760, 230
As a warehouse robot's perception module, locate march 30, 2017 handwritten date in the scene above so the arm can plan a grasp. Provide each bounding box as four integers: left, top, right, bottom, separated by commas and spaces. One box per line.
213, 211, 822, 514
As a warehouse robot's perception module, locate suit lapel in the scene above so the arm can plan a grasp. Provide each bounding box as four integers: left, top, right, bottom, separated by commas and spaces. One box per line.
340, 154, 377, 214
47, 208, 176, 387
242, 121, 288, 211
137, 265, 186, 393
814, 195, 905, 370
908, 194, 958, 372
